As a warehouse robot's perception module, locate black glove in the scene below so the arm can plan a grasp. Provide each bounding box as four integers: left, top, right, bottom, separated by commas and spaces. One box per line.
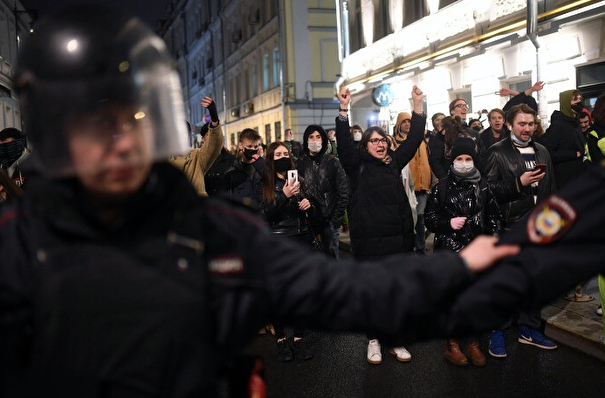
206, 100, 219, 122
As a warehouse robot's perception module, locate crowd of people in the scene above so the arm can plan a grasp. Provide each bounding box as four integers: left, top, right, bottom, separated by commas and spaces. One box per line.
2, 5, 605, 396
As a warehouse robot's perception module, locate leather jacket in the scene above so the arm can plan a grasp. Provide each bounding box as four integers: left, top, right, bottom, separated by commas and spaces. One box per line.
484, 137, 555, 228
261, 177, 311, 238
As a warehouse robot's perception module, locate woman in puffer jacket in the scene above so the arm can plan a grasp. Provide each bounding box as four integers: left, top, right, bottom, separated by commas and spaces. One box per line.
426, 136, 503, 368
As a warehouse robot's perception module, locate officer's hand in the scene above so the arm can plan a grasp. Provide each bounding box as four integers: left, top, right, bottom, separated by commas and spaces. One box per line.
283, 179, 300, 198
520, 169, 544, 186
450, 217, 467, 230
299, 198, 311, 211
459, 236, 520, 274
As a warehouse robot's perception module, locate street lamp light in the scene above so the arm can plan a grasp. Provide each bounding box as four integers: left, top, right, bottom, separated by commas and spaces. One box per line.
13, 1, 37, 55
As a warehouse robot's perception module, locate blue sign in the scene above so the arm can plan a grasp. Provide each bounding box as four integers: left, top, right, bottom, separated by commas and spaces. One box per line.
203, 113, 212, 123
372, 84, 395, 107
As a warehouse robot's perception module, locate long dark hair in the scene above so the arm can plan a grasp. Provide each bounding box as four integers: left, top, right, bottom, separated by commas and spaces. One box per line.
592, 92, 605, 124
0, 168, 23, 201
261, 141, 295, 204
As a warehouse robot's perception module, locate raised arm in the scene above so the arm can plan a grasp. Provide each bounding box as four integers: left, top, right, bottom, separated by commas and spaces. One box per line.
334, 87, 360, 175
392, 86, 427, 170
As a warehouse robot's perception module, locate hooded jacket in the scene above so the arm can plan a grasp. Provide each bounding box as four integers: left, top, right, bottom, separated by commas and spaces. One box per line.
297, 125, 350, 229
541, 89, 588, 188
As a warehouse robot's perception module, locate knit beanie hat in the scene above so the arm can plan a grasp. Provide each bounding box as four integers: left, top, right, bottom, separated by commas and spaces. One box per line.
450, 137, 476, 161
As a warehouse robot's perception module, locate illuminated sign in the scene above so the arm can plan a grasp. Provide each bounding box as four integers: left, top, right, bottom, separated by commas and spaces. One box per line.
372, 84, 394, 107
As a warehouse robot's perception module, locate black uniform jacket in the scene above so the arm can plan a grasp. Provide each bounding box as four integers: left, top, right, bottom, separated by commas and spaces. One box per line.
0, 163, 480, 397
448, 163, 605, 336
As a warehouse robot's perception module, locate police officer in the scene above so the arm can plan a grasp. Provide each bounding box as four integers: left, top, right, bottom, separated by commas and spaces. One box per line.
0, 6, 534, 397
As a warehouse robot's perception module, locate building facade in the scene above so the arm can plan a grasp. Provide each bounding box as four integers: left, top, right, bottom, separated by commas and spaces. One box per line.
0, 0, 33, 131
161, 0, 341, 149
336, 0, 605, 133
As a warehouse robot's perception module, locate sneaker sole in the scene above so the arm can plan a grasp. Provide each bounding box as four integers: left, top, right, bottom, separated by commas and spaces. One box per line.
367, 357, 382, 365
488, 349, 507, 358
389, 349, 411, 362
517, 337, 557, 350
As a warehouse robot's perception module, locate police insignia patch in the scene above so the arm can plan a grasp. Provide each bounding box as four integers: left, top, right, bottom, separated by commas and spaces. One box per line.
527, 195, 577, 244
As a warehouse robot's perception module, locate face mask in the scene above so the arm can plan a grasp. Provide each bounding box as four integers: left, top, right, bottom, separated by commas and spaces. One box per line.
353, 132, 362, 142
243, 148, 257, 160
0, 137, 26, 170
511, 134, 532, 146
571, 103, 584, 115
274, 157, 291, 173
308, 141, 322, 153
472, 125, 482, 132
453, 160, 474, 173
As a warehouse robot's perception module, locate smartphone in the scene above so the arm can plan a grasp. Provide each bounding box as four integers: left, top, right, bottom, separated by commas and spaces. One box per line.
534, 163, 547, 172
287, 169, 298, 185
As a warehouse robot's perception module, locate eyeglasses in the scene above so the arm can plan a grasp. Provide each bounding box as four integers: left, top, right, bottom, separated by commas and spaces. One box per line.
454, 104, 468, 109
368, 138, 388, 145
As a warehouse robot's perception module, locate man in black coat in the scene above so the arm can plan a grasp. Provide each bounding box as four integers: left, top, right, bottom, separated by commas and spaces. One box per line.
483, 103, 556, 359
297, 124, 349, 258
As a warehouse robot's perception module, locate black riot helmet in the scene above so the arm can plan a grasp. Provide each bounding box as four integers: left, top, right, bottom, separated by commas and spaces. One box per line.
13, 6, 188, 177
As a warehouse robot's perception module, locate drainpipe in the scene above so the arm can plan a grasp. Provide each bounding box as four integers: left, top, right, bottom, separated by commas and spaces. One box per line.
527, 0, 547, 124
278, 0, 287, 138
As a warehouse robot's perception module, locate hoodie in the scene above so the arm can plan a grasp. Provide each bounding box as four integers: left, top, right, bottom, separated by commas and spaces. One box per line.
303, 124, 328, 159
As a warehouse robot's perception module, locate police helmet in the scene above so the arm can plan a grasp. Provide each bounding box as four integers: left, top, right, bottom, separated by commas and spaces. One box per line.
13, 6, 189, 177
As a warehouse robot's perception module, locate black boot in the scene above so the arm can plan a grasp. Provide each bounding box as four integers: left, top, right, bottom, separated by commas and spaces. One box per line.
276, 338, 294, 361
292, 338, 313, 360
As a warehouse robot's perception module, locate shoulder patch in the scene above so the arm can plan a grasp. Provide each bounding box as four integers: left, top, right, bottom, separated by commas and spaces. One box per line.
209, 256, 245, 275
527, 195, 577, 244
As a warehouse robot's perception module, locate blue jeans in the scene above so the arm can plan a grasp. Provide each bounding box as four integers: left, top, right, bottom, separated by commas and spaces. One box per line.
414, 191, 427, 252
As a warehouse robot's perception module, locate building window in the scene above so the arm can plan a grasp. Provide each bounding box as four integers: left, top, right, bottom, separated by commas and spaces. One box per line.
251, 64, 258, 97
263, 52, 270, 92
265, 123, 272, 144
272, 47, 280, 88
275, 121, 282, 140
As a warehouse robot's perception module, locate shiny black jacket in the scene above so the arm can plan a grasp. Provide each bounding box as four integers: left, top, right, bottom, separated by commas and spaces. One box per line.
261, 177, 311, 238
484, 138, 555, 228
541, 110, 588, 189
0, 162, 493, 396
426, 172, 503, 252
297, 129, 349, 229
335, 113, 426, 259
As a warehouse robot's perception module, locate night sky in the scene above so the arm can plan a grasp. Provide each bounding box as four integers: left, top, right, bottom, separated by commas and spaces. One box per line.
20, 0, 171, 29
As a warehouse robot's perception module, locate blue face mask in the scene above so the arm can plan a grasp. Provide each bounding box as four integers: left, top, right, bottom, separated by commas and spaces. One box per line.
511, 134, 532, 146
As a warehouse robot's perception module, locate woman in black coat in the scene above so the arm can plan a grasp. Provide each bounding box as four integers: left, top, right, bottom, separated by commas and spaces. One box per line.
335, 85, 425, 365
261, 141, 314, 362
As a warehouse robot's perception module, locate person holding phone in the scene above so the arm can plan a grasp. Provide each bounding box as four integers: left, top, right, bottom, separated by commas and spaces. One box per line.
260, 142, 314, 361
483, 103, 556, 358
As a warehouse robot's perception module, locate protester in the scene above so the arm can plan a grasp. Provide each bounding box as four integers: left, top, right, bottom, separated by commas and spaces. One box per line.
335, 85, 426, 365
261, 141, 314, 361
0, 127, 29, 187
426, 137, 502, 367
297, 124, 349, 259
168, 97, 223, 197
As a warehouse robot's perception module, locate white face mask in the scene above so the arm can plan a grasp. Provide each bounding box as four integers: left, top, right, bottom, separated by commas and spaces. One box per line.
453, 160, 475, 173
353, 132, 362, 141
308, 141, 322, 153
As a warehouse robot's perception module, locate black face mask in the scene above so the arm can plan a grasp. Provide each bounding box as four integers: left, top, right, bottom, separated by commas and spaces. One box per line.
571, 103, 585, 116
243, 148, 257, 160
274, 157, 291, 173
0, 137, 26, 170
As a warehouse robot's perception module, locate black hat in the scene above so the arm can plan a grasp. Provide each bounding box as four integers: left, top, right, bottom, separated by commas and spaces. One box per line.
450, 137, 476, 162
0, 127, 24, 141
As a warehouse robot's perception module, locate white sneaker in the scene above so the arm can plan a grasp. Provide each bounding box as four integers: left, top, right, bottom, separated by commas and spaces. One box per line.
389, 346, 412, 362
367, 339, 382, 364
597, 304, 603, 316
